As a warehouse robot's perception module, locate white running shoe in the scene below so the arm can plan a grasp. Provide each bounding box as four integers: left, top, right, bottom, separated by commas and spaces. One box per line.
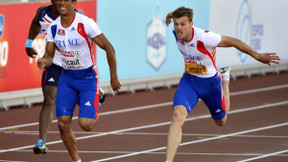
220, 67, 231, 81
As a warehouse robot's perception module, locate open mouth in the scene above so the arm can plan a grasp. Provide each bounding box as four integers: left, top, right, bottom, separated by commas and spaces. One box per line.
58, 6, 67, 12
176, 30, 182, 37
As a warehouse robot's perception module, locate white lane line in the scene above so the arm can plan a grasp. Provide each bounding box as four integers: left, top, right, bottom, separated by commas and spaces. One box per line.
2, 130, 288, 139
230, 84, 288, 96
0, 84, 287, 131
10, 149, 288, 157
0, 101, 287, 154
0, 161, 27, 162
0, 102, 172, 131
238, 149, 288, 162
92, 122, 288, 162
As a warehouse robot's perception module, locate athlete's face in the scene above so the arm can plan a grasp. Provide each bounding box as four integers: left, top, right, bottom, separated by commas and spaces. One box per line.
173, 16, 193, 42
56, 0, 76, 16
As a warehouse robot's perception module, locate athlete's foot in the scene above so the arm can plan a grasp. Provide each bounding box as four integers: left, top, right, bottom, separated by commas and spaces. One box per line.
33, 139, 48, 154
99, 88, 105, 103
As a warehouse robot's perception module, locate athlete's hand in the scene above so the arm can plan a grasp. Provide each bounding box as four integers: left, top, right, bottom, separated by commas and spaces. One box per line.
26, 47, 38, 58
165, 12, 173, 26
111, 77, 121, 92
37, 58, 47, 69
259, 53, 280, 66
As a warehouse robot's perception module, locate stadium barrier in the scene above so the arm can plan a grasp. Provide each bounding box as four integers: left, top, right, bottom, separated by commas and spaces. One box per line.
1, 62, 287, 111
1, 0, 287, 111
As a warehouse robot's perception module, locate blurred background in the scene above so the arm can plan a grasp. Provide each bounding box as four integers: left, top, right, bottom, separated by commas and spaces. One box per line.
0, 0, 287, 110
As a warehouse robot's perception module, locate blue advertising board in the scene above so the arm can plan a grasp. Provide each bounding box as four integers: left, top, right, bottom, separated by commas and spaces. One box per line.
96, 0, 210, 81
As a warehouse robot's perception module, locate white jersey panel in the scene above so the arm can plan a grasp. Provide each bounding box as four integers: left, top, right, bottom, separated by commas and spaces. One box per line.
46, 12, 102, 70
173, 26, 221, 78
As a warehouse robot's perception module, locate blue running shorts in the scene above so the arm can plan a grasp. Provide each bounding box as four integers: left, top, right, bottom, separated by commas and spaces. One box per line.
41, 63, 62, 87
55, 66, 100, 119
173, 73, 226, 120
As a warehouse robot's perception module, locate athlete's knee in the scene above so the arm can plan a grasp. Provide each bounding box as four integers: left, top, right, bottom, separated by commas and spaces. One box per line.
43, 86, 57, 106
79, 119, 96, 131
215, 120, 226, 126
43, 94, 56, 106
214, 116, 227, 126
58, 119, 70, 132
80, 125, 93, 132
172, 108, 187, 125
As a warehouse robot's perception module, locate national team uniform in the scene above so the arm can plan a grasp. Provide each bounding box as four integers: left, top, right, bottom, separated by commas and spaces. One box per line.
39, 5, 63, 87
46, 12, 102, 119
173, 27, 226, 120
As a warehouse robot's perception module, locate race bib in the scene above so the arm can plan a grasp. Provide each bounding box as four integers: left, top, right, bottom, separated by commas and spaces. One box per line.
184, 63, 208, 75
61, 58, 84, 70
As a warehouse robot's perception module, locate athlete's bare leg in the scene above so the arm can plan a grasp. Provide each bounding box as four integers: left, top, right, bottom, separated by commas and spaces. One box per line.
215, 67, 231, 126
39, 85, 57, 142
58, 116, 80, 161
165, 105, 188, 162
222, 80, 230, 114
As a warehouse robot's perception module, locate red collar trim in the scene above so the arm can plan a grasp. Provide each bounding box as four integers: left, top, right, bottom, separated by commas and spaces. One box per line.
185, 27, 194, 43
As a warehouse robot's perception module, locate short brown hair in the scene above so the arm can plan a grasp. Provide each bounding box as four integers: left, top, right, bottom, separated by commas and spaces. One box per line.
172, 7, 194, 22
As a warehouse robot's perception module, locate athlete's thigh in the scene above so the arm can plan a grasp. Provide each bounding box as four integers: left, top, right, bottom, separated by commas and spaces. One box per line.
201, 76, 226, 120
78, 78, 99, 119
55, 74, 78, 117
173, 76, 199, 114
42, 86, 58, 103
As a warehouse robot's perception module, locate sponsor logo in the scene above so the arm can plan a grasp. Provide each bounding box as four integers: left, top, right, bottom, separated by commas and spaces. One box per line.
71, 27, 76, 31
60, 50, 81, 57
215, 109, 221, 113
190, 43, 195, 47
60, 50, 75, 57
147, 33, 165, 50
75, 51, 81, 57
0, 14, 8, 68
236, 0, 250, 63
251, 24, 263, 51
58, 29, 65, 36
48, 78, 55, 82
146, 3, 167, 71
184, 55, 202, 63
85, 101, 91, 106
0, 15, 4, 38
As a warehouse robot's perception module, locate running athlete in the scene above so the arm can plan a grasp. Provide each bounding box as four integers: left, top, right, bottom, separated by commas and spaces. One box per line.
37, 0, 121, 161
25, 0, 105, 155
164, 7, 280, 162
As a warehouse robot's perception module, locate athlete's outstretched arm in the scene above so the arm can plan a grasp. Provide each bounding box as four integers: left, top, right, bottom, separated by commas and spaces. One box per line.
92, 33, 121, 92
26, 6, 46, 58
218, 35, 280, 66
37, 42, 55, 69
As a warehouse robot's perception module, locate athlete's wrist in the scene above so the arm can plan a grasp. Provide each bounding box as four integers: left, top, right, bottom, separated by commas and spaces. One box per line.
25, 39, 34, 48
258, 53, 263, 62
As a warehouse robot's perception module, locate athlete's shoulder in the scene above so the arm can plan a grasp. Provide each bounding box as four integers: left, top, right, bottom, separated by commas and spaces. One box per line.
193, 26, 218, 41
38, 5, 51, 17
193, 26, 206, 36
39, 5, 58, 22
76, 12, 93, 22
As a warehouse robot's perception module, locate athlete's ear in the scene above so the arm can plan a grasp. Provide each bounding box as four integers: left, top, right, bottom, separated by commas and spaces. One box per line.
72, 0, 77, 7
190, 21, 194, 27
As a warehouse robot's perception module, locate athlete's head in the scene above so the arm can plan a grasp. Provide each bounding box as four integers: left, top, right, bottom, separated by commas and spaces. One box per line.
55, 0, 77, 16
51, 0, 60, 15
172, 7, 194, 41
